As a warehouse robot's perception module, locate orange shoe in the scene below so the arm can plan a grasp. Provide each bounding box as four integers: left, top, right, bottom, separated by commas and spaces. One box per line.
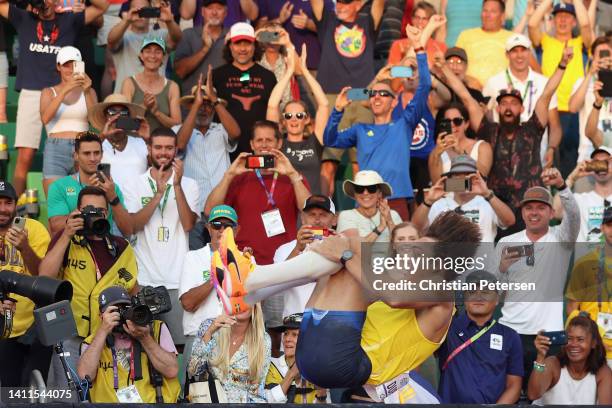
211, 228, 254, 315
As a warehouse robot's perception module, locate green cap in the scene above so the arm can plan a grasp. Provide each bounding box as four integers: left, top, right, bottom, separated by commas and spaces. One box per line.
209, 205, 238, 224
141, 36, 166, 53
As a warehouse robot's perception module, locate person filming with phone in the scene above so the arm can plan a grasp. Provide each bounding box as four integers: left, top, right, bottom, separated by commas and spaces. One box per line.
494, 167, 580, 392
46, 132, 133, 237
0, 180, 52, 388
412, 155, 515, 242
40, 46, 98, 196
527, 314, 611, 404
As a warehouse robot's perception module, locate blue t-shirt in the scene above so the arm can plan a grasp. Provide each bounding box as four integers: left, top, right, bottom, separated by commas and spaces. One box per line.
437, 312, 524, 404
392, 93, 435, 160
323, 53, 431, 199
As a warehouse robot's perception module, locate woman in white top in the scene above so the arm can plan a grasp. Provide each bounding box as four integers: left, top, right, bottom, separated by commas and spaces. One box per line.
528, 314, 612, 405
336, 170, 402, 242
40, 46, 98, 194
428, 102, 492, 183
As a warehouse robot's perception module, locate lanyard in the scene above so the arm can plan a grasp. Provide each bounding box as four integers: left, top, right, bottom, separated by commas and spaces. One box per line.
442, 319, 497, 370
85, 244, 102, 281
112, 342, 136, 390
147, 178, 172, 222
504, 69, 534, 115
254, 170, 278, 208
597, 249, 612, 311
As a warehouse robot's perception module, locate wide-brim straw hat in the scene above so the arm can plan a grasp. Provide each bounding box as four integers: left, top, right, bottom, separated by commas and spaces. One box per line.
342, 170, 393, 199
179, 85, 227, 108
88, 94, 146, 131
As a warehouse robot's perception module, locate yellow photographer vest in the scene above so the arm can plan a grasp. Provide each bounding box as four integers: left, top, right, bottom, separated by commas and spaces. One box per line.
84, 320, 181, 403
61, 238, 137, 338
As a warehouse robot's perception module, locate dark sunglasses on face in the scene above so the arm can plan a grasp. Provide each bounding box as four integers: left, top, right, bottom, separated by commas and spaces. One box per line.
368, 89, 395, 98
354, 185, 379, 194
105, 107, 130, 117
210, 221, 236, 230
443, 117, 465, 126
283, 112, 308, 120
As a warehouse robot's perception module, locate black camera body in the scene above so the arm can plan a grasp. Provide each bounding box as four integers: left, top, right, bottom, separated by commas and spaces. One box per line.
114, 286, 172, 332
79, 205, 111, 237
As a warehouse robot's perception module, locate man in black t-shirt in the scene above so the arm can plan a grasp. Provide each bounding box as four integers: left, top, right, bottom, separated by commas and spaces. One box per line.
212, 22, 277, 158
310, 0, 384, 197
0, 0, 108, 198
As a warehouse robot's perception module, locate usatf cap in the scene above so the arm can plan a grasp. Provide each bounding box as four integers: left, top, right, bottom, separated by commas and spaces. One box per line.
99, 286, 131, 312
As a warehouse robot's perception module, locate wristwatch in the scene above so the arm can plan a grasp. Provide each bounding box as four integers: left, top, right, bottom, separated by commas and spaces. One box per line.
109, 196, 120, 206
340, 250, 353, 267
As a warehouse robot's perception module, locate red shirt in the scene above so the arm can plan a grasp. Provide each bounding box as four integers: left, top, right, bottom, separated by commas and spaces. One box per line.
225, 172, 307, 265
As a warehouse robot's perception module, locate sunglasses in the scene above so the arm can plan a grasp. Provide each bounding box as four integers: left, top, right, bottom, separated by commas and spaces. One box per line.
368, 89, 395, 98
283, 313, 303, 326
354, 185, 379, 194
105, 107, 130, 117
443, 117, 464, 126
283, 112, 308, 120
209, 221, 236, 230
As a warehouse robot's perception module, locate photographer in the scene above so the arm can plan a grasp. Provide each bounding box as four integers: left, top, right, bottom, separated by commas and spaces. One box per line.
0, 0, 109, 198
77, 286, 180, 403
40, 186, 138, 390
46, 131, 133, 237
0, 181, 52, 387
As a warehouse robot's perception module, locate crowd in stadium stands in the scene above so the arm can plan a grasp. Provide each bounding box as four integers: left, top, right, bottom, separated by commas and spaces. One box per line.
1, 0, 612, 404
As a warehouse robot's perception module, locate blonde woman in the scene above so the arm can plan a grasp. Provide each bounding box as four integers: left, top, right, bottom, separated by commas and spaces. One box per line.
188, 304, 271, 403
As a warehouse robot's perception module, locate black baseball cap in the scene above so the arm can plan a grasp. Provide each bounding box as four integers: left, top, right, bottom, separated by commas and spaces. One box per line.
99, 286, 131, 312
280, 313, 303, 331
303, 195, 336, 214
445, 47, 468, 63
0, 181, 17, 201
202, 0, 227, 6
496, 88, 523, 104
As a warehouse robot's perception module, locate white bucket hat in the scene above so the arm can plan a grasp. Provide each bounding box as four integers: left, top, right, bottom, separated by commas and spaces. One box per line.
342, 170, 393, 199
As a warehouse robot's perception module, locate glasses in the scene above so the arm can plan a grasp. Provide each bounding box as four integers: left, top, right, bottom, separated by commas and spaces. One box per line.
209, 221, 236, 230
442, 117, 464, 126
354, 185, 379, 194
105, 107, 130, 117
368, 89, 395, 98
446, 58, 465, 65
283, 112, 308, 120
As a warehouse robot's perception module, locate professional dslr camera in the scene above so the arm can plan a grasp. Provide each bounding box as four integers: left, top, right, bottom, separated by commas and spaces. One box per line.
114, 286, 172, 332
78, 205, 111, 237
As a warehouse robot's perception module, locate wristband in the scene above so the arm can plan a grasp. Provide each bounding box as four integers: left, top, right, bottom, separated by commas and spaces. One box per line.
414, 46, 425, 53
212, 99, 221, 107
558, 64, 567, 70
533, 361, 546, 372
558, 182, 568, 191
109, 196, 120, 206
423, 200, 432, 208
485, 191, 495, 202
593, 102, 603, 110
373, 226, 382, 236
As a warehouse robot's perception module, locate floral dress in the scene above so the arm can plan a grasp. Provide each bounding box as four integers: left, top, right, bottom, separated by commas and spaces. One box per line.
188, 318, 272, 403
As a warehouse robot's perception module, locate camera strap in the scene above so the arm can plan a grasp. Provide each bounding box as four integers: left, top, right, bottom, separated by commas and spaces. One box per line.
255, 170, 278, 208
441, 319, 496, 371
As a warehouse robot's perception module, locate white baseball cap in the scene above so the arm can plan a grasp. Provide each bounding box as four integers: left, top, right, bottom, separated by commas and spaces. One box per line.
505, 34, 532, 52
229, 22, 255, 42
56, 46, 82, 65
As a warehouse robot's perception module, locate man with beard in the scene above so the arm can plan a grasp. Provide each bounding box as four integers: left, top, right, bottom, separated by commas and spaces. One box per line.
442, 45, 572, 235
108, 0, 182, 93
47, 132, 133, 237
0, 0, 108, 199
175, 69, 240, 212
0, 181, 51, 387
213, 22, 277, 158
123, 127, 199, 347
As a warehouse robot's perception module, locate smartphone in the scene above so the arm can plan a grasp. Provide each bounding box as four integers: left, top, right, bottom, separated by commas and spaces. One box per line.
503, 244, 535, 258
308, 227, 331, 240
438, 120, 452, 137
245, 155, 275, 169
600, 49, 611, 59
390, 66, 414, 78
257, 31, 280, 43
138, 6, 161, 18
12, 216, 26, 231
73, 61, 85, 75
542, 330, 567, 346
585, 160, 608, 173
598, 69, 612, 98
97, 163, 111, 180
444, 177, 471, 192
347, 88, 369, 101
116, 117, 141, 132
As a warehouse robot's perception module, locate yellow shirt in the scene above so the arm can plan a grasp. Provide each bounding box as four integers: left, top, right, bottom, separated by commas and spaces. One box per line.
3, 218, 50, 338
361, 302, 445, 385
566, 249, 612, 359
456, 28, 514, 87
541, 34, 585, 111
